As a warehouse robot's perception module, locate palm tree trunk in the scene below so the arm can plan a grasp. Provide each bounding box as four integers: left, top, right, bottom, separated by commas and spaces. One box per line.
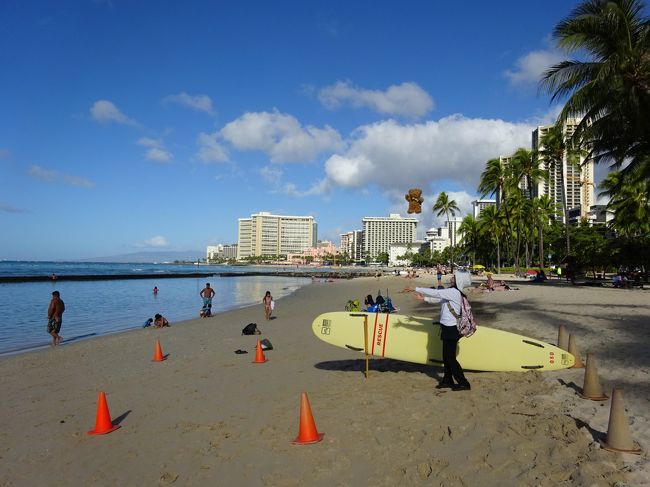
539, 224, 544, 269
559, 164, 571, 255
497, 238, 501, 275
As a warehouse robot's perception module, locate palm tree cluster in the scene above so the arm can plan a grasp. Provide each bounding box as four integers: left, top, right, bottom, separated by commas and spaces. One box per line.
538, 0, 650, 277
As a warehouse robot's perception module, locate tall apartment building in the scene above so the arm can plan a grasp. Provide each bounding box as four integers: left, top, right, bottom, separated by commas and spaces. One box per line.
362, 213, 418, 259
340, 230, 364, 262
236, 212, 317, 260
532, 119, 595, 222
447, 217, 464, 248
472, 199, 496, 219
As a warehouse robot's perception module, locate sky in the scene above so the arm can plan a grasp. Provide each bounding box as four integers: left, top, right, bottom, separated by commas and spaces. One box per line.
0, 0, 622, 260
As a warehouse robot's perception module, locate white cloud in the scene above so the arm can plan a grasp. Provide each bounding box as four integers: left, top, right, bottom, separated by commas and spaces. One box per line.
164, 92, 215, 115
196, 132, 229, 163
318, 81, 434, 118
322, 115, 533, 192
137, 235, 169, 248
90, 100, 138, 125
28, 165, 95, 188
220, 110, 343, 163
504, 49, 564, 87
278, 179, 331, 198
137, 138, 173, 163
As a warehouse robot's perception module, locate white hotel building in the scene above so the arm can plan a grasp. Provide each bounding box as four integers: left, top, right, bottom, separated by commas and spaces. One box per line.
362, 213, 418, 259
237, 212, 317, 260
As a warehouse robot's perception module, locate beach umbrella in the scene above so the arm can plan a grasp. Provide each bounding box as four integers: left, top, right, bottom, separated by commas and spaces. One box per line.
472, 264, 485, 269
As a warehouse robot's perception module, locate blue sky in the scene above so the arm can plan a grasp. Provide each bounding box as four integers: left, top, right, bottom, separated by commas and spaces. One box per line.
0, 0, 613, 260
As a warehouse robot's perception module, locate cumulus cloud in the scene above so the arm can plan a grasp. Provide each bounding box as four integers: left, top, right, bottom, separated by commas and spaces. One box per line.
278, 179, 331, 198
137, 235, 169, 248
196, 132, 229, 163
28, 165, 95, 188
0, 202, 26, 214
323, 115, 533, 192
318, 81, 434, 118
504, 49, 564, 87
137, 137, 173, 163
164, 92, 215, 115
90, 100, 138, 126
220, 110, 343, 163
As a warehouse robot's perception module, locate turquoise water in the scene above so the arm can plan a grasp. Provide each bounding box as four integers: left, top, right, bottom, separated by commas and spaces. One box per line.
0, 262, 312, 355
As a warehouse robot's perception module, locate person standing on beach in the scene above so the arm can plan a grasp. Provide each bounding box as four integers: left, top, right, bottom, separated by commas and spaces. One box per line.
436, 264, 443, 287
47, 290, 65, 346
262, 290, 274, 320
200, 283, 215, 311
410, 276, 471, 391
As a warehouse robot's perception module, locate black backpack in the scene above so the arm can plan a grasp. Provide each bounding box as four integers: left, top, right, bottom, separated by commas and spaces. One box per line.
242, 323, 259, 335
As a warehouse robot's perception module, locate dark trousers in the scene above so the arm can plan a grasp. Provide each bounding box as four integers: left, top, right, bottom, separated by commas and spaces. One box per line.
440, 325, 469, 386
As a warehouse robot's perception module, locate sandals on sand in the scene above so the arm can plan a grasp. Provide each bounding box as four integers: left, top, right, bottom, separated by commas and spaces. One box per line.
234, 349, 248, 354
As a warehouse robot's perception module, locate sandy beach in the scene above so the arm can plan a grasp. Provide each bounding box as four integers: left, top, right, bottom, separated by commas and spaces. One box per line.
0, 274, 648, 486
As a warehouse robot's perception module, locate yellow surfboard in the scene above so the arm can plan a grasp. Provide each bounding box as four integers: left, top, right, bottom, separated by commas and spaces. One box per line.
312, 312, 574, 372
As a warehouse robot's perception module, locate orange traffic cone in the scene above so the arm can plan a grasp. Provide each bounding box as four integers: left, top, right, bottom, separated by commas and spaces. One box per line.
599, 387, 642, 454
152, 339, 167, 362
580, 353, 608, 401
557, 324, 569, 351
568, 335, 584, 368
252, 339, 268, 364
87, 391, 121, 435
292, 392, 324, 445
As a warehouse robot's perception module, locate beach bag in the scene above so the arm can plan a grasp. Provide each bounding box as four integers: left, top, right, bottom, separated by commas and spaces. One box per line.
242, 323, 259, 335
260, 338, 273, 351
447, 295, 477, 338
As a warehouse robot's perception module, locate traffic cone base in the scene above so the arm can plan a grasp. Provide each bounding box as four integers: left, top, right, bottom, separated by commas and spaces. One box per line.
87, 391, 121, 435
293, 392, 324, 445
252, 340, 268, 364
152, 339, 167, 362
598, 439, 642, 455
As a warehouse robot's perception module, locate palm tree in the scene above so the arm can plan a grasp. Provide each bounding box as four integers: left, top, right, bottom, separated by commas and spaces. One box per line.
535, 195, 561, 268
510, 148, 547, 199
458, 215, 481, 266
537, 123, 583, 255
478, 205, 506, 274
433, 192, 460, 270
540, 0, 650, 190
601, 171, 650, 237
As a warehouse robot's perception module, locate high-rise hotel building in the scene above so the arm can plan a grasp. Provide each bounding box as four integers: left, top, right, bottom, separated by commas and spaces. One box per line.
362, 213, 418, 259
532, 119, 595, 222
237, 212, 317, 260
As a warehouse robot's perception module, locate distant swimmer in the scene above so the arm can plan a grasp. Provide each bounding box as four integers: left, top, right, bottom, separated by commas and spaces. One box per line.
47, 290, 65, 346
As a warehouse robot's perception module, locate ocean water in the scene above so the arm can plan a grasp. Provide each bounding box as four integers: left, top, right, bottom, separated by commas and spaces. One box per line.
0, 262, 314, 355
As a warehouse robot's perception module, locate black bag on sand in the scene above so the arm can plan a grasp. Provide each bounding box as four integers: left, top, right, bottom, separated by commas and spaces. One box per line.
260, 338, 273, 351
242, 323, 259, 335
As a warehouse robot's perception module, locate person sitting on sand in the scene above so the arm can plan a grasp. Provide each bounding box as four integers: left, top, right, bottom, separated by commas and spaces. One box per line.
153, 313, 169, 328
365, 294, 375, 307
486, 272, 495, 291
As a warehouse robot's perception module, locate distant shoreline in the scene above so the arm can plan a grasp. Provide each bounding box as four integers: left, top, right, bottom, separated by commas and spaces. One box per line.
0, 269, 375, 283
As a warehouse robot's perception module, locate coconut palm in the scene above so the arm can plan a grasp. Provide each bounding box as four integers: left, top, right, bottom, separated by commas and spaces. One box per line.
510, 148, 548, 199
458, 215, 481, 266
535, 195, 561, 268
478, 204, 506, 274
540, 0, 650, 189
537, 123, 583, 255
601, 171, 650, 237
433, 192, 460, 270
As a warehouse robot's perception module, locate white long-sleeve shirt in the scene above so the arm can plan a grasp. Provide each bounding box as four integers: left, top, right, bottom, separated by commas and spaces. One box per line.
415, 286, 462, 327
